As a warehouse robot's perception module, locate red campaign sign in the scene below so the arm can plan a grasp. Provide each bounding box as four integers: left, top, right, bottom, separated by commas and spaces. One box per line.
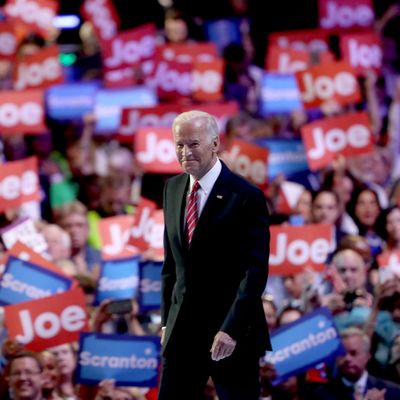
268, 29, 330, 53
129, 199, 164, 258
301, 111, 373, 171
0, 157, 40, 213
0, 90, 46, 134
98, 215, 139, 260
192, 59, 224, 102
4, 0, 59, 38
269, 224, 333, 275
275, 181, 307, 215
377, 250, 400, 270
4, 287, 89, 351
135, 128, 181, 174
295, 61, 361, 110
102, 24, 157, 70
80, 0, 120, 42
318, 0, 375, 32
182, 101, 239, 134
157, 42, 218, 64
118, 104, 183, 142
147, 58, 192, 102
221, 139, 269, 188
340, 31, 382, 75
14, 45, 64, 90
0, 22, 17, 60
102, 23, 157, 88
266, 46, 309, 73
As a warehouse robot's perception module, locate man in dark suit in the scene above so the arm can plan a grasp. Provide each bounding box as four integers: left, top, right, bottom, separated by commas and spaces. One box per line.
159, 110, 271, 399
310, 327, 400, 400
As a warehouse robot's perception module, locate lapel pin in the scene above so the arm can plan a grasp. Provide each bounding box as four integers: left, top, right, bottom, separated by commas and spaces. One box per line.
217, 195, 223, 199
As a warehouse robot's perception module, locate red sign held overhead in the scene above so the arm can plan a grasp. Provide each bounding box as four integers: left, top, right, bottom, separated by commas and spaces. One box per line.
81, 0, 120, 42
340, 31, 382, 75
157, 42, 218, 64
268, 29, 330, 54
135, 128, 181, 174
319, 0, 375, 31
192, 60, 224, 102
301, 111, 373, 171
5, 0, 59, 38
14, 45, 64, 90
295, 61, 361, 110
4, 287, 89, 351
222, 139, 269, 188
0, 90, 46, 134
269, 224, 333, 275
0, 157, 40, 213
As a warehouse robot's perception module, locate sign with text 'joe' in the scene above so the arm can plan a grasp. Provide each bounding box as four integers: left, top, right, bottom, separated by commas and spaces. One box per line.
95, 256, 140, 305
0, 255, 72, 305
264, 308, 344, 385
76, 332, 161, 387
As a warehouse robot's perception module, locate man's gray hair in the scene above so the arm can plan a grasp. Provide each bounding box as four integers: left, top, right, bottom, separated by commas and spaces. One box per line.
172, 110, 219, 141
340, 326, 370, 352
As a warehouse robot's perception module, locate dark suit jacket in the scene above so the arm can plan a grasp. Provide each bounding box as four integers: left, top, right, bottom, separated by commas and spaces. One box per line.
309, 374, 400, 400
161, 162, 271, 358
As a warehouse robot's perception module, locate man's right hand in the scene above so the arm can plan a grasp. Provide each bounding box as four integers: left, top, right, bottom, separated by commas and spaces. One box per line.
161, 326, 166, 345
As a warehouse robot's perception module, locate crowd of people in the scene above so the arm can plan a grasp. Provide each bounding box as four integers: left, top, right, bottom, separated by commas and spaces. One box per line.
0, 0, 400, 399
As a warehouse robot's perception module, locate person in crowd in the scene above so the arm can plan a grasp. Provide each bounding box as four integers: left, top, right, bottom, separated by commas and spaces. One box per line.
6, 352, 44, 400
310, 327, 400, 400
48, 344, 78, 400
55, 200, 101, 278
38, 351, 63, 400
160, 110, 270, 399
293, 188, 313, 225
376, 205, 400, 252
262, 294, 278, 332
347, 186, 385, 256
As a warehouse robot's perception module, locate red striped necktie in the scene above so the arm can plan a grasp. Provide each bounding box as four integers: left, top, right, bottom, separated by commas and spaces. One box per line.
185, 181, 200, 245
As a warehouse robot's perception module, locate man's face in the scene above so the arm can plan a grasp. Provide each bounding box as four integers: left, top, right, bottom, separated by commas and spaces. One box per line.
335, 251, 366, 291
61, 213, 88, 251
312, 192, 339, 225
8, 357, 43, 400
337, 335, 370, 381
173, 118, 219, 180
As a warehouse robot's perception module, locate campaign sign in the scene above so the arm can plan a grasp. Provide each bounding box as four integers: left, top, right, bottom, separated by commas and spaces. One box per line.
266, 46, 309, 74
260, 73, 302, 115
46, 82, 100, 120
301, 111, 373, 171
192, 59, 224, 102
0, 22, 17, 60
157, 42, 218, 63
94, 87, 157, 134
268, 29, 330, 53
96, 255, 140, 304
256, 138, 308, 179
295, 61, 361, 110
318, 0, 375, 31
139, 260, 162, 311
135, 128, 181, 174
264, 308, 344, 385
4, 287, 89, 351
0, 255, 72, 305
76, 332, 160, 387
269, 224, 333, 275
222, 139, 269, 188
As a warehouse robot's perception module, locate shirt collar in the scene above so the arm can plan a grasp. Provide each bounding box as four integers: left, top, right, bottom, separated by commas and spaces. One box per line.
190, 158, 221, 194
342, 370, 368, 392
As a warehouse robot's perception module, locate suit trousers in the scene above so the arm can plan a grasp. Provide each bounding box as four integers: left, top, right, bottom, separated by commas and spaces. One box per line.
158, 340, 261, 400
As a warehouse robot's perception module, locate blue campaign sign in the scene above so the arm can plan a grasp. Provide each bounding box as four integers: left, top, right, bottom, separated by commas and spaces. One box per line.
46, 82, 100, 120
256, 138, 308, 179
76, 332, 161, 387
96, 256, 140, 304
264, 308, 345, 385
139, 260, 162, 311
204, 18, 242, 53
260, 73, 302, 115
94, 86, 157, 134
0, 256, 72, 306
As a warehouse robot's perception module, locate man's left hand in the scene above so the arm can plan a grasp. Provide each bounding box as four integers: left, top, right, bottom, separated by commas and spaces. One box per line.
210, 331, 237, 361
